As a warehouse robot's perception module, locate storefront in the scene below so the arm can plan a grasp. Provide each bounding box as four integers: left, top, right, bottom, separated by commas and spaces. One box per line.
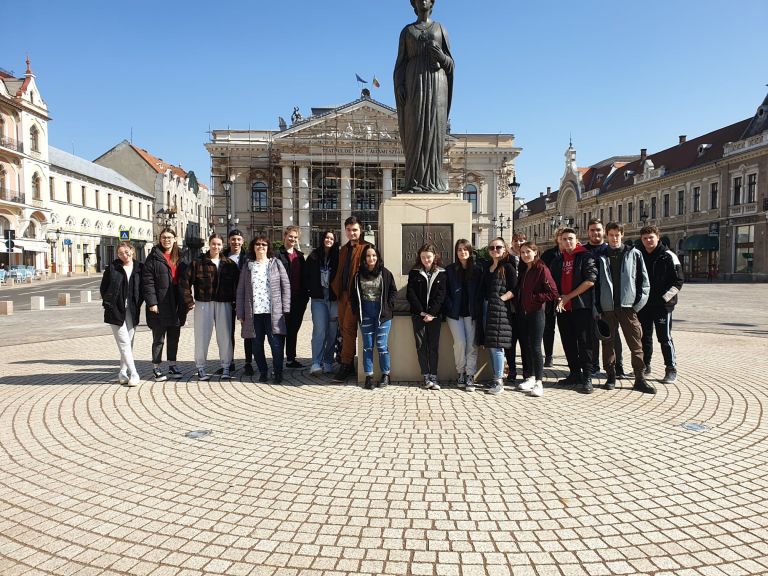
681, 234, 719, 279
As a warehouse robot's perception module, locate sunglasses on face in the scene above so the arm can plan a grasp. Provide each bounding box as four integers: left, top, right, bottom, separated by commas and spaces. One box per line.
255, 243, 268, 247
489, 245, 505, 251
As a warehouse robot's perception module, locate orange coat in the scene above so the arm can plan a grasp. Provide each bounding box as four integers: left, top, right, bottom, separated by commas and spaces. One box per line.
331, 241, 371, 299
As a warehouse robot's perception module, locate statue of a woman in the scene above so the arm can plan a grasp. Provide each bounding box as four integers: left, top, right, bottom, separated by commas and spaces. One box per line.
394, 0, 454, 193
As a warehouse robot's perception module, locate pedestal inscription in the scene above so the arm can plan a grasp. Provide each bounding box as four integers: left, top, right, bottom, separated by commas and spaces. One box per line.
401, 224, 453, 274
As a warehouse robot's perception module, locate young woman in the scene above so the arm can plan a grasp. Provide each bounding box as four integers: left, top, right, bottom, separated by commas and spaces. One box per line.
406, 243, 447, 390
481, 237, 517, 395
236, 235, 291, 383
350, 245, 397, 390
100, 241, 143, 387
505, 232, 530, 386
516, 241, 560, 397
142, 228, 186, 382
444, 239, 483, 392
183, 233, 240, 381
305, 230, 340, 375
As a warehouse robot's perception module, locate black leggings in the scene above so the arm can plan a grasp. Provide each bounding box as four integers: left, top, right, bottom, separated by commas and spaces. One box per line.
519, 309, 545, 380
151, 326, 181, 364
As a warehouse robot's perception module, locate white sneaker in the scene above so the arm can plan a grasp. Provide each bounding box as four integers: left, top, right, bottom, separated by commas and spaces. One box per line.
422, 376, 431, 389
529, 380, 543, 397
221, 369, 232, 380
310, 364, 323, 376
486, 379, 504, 395
517, 377, 536, 392
197, 369, 210, 381
457, 373, 467, 389
118, 372, 129, 385
126, 374, 140, 387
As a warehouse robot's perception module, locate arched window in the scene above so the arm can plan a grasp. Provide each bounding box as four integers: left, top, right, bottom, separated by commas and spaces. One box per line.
0, 165, 6, 197
30, 125, 39, 152
251, 181, 268, 212
32, 173, 41, 200
0, 116, 5, 139
0, 215, 10, 234
23, 220, 38, 239
464, 183, 478, 214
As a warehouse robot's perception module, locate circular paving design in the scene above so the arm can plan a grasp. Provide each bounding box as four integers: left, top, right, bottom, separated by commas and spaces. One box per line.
1, 326, 767, 576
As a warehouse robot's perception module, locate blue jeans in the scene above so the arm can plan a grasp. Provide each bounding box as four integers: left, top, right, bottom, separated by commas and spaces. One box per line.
252, 314, 284, 375
311, 297, 338, 369
360, 300, 391, 375
488, 347, 506, 379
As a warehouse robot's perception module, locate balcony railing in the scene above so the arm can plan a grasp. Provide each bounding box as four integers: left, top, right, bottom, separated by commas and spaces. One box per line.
0, 136, 23, 153
0, 187, 23, 204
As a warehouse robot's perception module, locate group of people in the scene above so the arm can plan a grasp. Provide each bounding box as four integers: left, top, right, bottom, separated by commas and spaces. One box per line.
100, 215, 683, 398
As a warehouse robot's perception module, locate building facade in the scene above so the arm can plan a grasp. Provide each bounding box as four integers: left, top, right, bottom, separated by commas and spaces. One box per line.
516, 92, 768, 281
94, 141, 212, 257
0, 59, 53, 268
205, 96, 521, 252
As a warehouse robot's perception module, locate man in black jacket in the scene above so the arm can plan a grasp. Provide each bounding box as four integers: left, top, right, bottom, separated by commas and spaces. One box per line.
550, 228, 598, 394
639, 226, 684, 384
540, 228, 564, 367
223, 229, 251, 374
277, 226, 308, 368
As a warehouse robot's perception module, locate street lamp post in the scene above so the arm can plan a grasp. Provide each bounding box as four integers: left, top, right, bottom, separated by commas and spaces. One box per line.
508, 175, 521, 237
221, 177, 234, 236
492, 213, 512, 238
47, 227, 61, 275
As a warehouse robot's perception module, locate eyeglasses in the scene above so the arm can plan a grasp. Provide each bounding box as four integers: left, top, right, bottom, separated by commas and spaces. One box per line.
489, 245, 505, 251
255, 242, 268, 247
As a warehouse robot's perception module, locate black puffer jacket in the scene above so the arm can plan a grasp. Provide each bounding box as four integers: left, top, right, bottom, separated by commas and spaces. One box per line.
351, 267, 398, 322
303, 244, 339, 301
100, 259, 143, 327
641, 244, 684, 312
406, 267, 447, 317
481, 262, 517, 349
142, 246, 186, 329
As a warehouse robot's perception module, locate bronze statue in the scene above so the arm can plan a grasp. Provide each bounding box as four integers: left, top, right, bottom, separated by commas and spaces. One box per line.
394, 0, 454, 193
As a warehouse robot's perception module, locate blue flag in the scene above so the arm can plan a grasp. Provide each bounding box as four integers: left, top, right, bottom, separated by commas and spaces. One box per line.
355, 73, 368, 84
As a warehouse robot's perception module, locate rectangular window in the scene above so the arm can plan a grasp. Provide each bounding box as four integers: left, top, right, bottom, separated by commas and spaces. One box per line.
710, 182, 719, 209
129, 199, 133, 217
147, 205, 151, 220
608, 206, 613, 222
463, 185, 478, 214
599, 208, 604, 222
735, 224, 754, 274
618, 204, 623, 223
693, 187, 701, 212
251, 182, 269, 212
118, 197, 123, 215
81, 186, 86, 205
628, 201, 633, 223
747, 174, 756, 203
66, 182, 72, 204
95, 190, 100, 210
677, 190, 685, 215
733, 176, 742, 205
663, 194, 670, 217
108, 193, 112, 212
49, 177, 55, 197
638, 199, 645, 221
650, 197, 657, 220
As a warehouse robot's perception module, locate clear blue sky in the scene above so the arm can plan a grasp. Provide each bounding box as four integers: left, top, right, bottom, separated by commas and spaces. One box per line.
3, 0, 766, 202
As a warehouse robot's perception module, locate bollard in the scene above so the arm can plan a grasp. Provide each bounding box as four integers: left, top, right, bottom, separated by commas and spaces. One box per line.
30, 296, 45, 311
79, 290, 92, 303
0, 300, 12, 315
58, 293, 71, 306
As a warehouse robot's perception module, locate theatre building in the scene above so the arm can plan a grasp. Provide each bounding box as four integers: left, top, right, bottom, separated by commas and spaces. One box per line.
205, 95, 521, 252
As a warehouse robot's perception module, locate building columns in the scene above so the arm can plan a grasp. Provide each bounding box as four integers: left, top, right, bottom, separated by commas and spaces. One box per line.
298, 165, 310, 251
281, 165, 294, 231
340, 164, 352, 230
382, 165, 394, 200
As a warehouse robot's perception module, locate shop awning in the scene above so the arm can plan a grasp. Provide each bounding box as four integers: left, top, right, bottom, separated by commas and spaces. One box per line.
14, 239, 50, 252
681, 234, 719, 251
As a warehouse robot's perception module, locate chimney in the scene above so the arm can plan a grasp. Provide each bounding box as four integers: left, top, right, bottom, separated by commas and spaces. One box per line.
540, 192, 544, 198
546, 186, 551, 195
679, 135, 687, 144
640, 148, 647, 163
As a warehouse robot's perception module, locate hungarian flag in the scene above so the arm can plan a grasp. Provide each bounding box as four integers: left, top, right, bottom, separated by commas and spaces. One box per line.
372, 76, 380, 88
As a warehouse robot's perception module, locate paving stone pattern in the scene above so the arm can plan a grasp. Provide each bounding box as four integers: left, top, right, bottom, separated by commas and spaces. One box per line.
1, 285, 767, 575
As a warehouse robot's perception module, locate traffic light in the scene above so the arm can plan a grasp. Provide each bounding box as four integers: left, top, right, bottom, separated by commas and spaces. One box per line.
4, 229, 14, 253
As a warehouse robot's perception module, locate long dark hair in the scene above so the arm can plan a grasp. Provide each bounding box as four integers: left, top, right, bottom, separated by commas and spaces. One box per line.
359, 245, 383, 279
520, 241, 545, 269
155, 227, 180, 265
413, 242, 441, 273
454, 238, 474, 281
247, 235, 275, 259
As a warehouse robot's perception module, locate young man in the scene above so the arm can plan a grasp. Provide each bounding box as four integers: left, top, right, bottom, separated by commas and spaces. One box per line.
540, 228, 564, 367
277, 226, 308, 368
583, 218, 625, 378
639, 225, 684, 384
594, 222, 654, 394
331, 216, 370, 382
223, 229, 252, 374
549, 228, 597, 394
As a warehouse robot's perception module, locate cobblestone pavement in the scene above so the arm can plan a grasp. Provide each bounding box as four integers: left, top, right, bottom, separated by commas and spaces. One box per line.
1, 285, 767, 575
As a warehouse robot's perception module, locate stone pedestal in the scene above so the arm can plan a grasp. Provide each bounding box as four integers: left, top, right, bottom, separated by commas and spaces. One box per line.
58, 293, 70, 306
354, 193, 485, 383
30, 296, 45, 311
79, 290, 92, 303
0, 301, 12, 315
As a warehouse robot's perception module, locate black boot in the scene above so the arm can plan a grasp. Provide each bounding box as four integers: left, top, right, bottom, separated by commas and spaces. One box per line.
378, 374, 390, 388
544, 356, 553, 368
633, 376, 656, 394
605, 367, 616, 390
579, 376, 594, 394
273, 372, 283, 384
332, 363, 352, 382
364, 375, 374, 389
